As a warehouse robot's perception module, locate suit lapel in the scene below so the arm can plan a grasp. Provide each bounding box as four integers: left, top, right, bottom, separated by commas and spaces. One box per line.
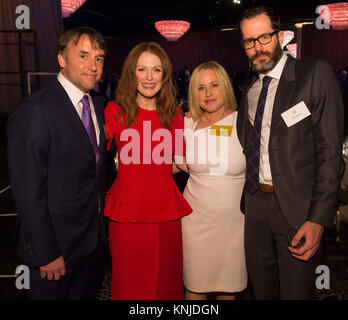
270, 56, 297, 139
238, 76, 258, 150
91, 95, 106, 172
53, 80, 96, 159
245, 76, 258, 124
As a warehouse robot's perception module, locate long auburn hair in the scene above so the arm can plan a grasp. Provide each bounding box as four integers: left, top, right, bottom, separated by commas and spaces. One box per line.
115, 42, 177, 129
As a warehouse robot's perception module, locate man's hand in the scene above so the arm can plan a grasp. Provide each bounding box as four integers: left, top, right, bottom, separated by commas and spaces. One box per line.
40, 255, 66, 280
288, 221, 324, 261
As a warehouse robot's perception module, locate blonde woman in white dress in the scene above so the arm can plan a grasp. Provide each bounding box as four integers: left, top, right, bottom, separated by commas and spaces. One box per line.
174, 61, 247, 300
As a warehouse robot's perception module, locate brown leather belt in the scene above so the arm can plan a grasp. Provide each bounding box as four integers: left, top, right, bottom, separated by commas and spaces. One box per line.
259, 183, 274, 193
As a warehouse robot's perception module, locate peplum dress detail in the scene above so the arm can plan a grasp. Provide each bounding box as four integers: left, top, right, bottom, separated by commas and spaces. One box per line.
104, 101, 192, 300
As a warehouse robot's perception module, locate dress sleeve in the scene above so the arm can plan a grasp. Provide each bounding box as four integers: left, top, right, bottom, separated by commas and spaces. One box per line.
104, 101, 117, 151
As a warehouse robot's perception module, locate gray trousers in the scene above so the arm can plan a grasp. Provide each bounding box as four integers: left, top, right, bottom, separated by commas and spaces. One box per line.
244, 190, 323, 300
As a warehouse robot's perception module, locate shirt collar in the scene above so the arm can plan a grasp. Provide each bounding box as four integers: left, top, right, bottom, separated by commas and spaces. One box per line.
259, 52, 288, 82
57, 72, 90, 106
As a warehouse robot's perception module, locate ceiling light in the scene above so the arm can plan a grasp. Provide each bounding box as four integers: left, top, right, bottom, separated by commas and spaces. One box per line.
155, 20, 190, 41
220, 27, 236, 31
294, 21, 314, 28
320, 2, 348, 30
281, 30, 295, 49
286, 43, 297, 58
61, 0, 87, 18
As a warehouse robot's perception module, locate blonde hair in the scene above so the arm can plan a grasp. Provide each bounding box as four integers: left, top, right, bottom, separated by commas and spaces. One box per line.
188, 61, 237, 121
115, 41, 177, 129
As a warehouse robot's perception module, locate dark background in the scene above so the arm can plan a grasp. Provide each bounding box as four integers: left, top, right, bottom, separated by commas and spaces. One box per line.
1, 0, 348, 300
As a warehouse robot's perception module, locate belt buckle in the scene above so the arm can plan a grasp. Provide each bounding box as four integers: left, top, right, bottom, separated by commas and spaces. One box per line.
259, 183, 274, 193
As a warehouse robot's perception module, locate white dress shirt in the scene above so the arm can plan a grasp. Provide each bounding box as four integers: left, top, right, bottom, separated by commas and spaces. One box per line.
58, 72, 100, 145
247, 53, 288, 185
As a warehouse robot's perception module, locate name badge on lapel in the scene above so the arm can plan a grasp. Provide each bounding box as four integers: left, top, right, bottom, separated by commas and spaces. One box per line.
209, 125, 233, 136
281, 101, 311, 127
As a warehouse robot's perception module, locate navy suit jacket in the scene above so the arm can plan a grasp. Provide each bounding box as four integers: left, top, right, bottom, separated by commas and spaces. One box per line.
237, 56, 344, 228
7, 79, 106, 267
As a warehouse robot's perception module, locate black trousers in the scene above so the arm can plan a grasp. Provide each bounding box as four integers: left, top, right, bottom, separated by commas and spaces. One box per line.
26, 245, 101, 300
244, 190, 323, 300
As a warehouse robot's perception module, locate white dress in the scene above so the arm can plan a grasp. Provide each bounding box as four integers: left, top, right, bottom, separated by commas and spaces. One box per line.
181, 111, 247, 293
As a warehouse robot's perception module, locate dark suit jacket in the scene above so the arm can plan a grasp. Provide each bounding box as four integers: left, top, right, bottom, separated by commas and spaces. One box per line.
237, 56, 344, 228
7, 79, 106, 267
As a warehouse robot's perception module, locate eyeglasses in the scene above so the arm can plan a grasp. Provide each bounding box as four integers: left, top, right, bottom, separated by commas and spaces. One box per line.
241, 30, 279, 50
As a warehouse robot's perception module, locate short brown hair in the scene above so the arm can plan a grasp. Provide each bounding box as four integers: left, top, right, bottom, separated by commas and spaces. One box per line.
57, 26, 107, 56
188, 61, 237, 121
238, 5, 280, 32
116, 41, 177, 129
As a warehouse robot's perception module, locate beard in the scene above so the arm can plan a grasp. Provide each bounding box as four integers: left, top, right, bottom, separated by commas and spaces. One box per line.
249, 42, 283, 73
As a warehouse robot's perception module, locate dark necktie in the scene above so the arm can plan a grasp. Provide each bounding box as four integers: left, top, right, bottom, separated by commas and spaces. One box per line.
245, 76, 272, 194
80, 94, 100, 163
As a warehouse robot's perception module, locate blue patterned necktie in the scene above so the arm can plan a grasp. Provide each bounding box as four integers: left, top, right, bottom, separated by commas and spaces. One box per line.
245, 76, 272, 194
80, 95, 100, 163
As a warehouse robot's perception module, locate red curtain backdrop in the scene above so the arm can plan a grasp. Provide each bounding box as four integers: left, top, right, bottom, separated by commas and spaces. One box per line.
301, 24, 348, 72
105, 29, 249, 76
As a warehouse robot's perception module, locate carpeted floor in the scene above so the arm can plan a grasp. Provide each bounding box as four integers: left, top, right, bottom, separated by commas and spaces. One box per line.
95, 220, 348, 300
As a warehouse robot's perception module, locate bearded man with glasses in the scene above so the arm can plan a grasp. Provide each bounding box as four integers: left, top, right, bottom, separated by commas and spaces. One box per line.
236, 5, 344, 299
241, 30, 282, 73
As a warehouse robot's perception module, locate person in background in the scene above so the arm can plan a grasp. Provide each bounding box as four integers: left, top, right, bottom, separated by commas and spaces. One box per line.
184, 66, 191, 96
7, 26, 107, 300
174, 61, 247, 300
337, 70, 348, 135
104, 41, 192, 300
237, 5, 343, 299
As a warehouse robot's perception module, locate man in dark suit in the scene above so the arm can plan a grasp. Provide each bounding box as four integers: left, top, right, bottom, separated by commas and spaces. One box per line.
7, 27, 107, 299
236, 6, 344, 299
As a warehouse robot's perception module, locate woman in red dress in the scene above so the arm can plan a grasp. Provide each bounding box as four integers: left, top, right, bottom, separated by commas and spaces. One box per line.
104, 42, 192, 300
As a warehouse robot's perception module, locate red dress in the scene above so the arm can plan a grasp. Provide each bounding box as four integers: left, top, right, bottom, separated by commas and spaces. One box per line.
104, 102, 192, 300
